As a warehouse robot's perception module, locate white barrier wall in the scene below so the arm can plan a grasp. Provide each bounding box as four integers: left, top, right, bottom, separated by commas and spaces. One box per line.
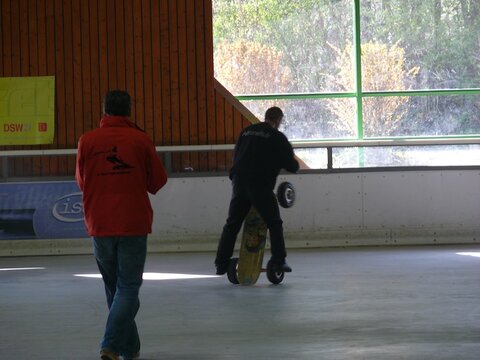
147, 170, 480, 252
1, 170, 479, 256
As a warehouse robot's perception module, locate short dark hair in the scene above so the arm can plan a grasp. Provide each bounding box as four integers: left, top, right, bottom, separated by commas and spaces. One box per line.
264, 106, 283, 122
103, 90, 131, 116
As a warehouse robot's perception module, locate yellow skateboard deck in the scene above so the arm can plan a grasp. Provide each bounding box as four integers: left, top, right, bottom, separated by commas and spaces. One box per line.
237, 207, 268, 285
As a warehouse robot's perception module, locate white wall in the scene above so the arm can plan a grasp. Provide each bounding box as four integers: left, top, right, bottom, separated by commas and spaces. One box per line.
147, 170, 480, 252
2, 169, 479, 256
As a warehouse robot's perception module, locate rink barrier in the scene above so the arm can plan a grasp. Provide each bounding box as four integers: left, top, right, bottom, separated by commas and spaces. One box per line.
1, 170, 480, 256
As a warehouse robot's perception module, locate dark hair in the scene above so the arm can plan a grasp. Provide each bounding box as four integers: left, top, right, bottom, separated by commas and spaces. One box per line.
103, 90, 131, 116
264, 106, 283, 122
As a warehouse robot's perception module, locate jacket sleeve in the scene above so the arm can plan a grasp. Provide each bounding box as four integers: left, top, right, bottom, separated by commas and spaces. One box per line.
146, 141, 168, 194
75, 138, 85, 191
279, 134, 299, 173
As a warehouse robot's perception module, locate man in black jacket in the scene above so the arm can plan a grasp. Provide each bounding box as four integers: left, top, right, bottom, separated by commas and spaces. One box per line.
215, 106, 299, 275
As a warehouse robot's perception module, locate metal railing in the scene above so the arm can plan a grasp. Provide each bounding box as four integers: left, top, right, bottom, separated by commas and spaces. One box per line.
3, 137, 480, 180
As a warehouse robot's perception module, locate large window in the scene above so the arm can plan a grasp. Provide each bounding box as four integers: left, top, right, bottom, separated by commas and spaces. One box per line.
213, 0, 480, 168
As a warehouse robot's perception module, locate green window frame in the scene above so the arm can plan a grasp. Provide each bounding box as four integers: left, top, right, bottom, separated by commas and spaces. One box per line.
230, 0, 480, 143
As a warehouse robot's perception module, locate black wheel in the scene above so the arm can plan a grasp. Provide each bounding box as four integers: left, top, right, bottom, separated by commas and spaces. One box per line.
277, 182, 295, 208
227, 258, 239, 284
266, 260, 285, 285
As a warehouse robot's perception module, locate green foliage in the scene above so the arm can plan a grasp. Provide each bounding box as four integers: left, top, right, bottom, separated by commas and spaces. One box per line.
214, 0, 352, 92
361, 0, 480, 89
213, 0, 318, 43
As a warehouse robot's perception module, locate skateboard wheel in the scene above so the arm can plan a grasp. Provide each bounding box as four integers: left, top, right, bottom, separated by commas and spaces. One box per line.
266, 260, 285, 285
277, 182, 295, 208
227, 258, 239, 284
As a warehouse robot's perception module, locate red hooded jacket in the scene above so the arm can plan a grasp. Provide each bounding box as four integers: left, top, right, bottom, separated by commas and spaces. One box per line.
75, 116, 168, 236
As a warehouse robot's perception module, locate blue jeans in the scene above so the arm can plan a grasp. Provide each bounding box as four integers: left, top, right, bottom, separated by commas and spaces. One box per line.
93, 236, 147, 358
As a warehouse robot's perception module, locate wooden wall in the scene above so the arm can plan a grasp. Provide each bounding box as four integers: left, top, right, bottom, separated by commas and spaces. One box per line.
0, 0, 254, 178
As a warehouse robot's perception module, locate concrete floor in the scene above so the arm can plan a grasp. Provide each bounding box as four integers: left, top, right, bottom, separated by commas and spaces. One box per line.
0, 245, 479, 360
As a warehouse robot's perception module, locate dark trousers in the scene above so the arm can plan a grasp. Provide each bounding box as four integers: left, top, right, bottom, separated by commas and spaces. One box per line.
216, 177, 287, 265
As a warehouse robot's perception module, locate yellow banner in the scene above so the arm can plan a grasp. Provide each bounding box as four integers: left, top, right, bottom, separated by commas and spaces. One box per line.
0, 76, 55, 145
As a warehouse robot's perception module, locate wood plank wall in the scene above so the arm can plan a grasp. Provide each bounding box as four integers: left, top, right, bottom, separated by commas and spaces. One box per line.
0, 0, 254, 178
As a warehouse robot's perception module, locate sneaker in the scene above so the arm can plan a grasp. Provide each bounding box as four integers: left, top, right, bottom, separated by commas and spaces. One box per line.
270, 260, 292, 273
100, 349, 120, 360
215, 262, 229, 275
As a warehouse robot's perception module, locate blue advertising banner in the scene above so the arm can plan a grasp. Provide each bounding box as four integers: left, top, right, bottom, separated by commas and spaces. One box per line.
0, 181, 88, 240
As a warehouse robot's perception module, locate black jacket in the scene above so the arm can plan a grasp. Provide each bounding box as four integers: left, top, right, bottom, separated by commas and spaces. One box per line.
229, 122, 299, 188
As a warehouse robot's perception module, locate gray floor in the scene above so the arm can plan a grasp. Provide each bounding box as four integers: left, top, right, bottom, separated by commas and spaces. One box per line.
1, 245, 479, 360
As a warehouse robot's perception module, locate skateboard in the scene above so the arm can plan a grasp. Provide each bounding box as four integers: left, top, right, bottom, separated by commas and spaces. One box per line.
226, 182, 295, 285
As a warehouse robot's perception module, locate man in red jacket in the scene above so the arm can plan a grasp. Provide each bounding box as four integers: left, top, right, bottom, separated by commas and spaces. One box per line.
76, 90, 167, 360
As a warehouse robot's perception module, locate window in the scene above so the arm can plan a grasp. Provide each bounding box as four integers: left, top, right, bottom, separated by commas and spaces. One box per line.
213, 0, 480, 168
